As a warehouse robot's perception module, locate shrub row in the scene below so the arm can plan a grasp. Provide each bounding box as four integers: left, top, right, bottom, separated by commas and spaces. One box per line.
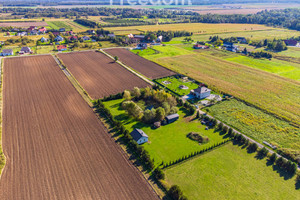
162, 139, 231, 169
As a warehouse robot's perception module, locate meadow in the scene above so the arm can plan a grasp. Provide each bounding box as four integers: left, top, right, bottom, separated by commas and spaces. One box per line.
205, 99, 300, 151
155, 76, 199, 96
168, 29, 300, 43
106, 23, 274, 36
103, 99, 227, 165
139, 46, 300, 127
165, 143, 300, 200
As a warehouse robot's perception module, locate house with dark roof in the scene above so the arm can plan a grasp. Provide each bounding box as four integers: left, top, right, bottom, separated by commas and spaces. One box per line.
237, 37, 247, 43
55, 35, 64, 42
68, 36, 78, 41
284, 40, 298, 46
82, 36, 90, 41
223, 42, 239, 52
190, 86, 211, 99
59, 28, 66, 32
130, 129, 148, 144
20, 47, 31, 54
108, 33, 115, 38
165, 113, 179, 124
0, 49, 13, 56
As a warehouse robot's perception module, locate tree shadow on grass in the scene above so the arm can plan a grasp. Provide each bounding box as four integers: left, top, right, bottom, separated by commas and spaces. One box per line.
272, 164, 294, 180
295, 181, 300, 190
179, 107, 192, 117
266, 159, 275, 167
255, 152, 267, 160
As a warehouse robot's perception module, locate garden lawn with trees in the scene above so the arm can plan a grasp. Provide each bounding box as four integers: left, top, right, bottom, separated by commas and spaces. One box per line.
155, 76, 200, 96
103, 98, 227, 165
165, 142, 300, 200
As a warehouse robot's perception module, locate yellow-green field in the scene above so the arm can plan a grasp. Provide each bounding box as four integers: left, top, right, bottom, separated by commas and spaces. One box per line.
165, 143, 300, 200
139, 46, 300, 126
106, 23, 274, 35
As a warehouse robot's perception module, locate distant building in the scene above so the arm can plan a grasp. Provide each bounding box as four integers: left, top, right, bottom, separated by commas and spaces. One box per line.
52, 32, 60, 36
237, 37, 247, 43
68, 36, 78, 41
30, 30, 38, 35
165, 113, 179, 124
59, 28, 66, 32
223, 42, 239, 52
157, 35, 163, 43
284, 40, 298, 46
0, 49, 13, 56
193, 44, 209, 49
40, 37, 48, 42
130, 129, 148, 145
65, 31, 74, 35
107, 33, 115, 38
17, 32, 27, 36
39, 27, 47, 34
57, 45, 68, 51
55, 35, 64, 42
82, 36, 90, 41
190, 86, 211, 99
136, 43, 148, 49
20, 47, 31, 54
87, 30, 95, 34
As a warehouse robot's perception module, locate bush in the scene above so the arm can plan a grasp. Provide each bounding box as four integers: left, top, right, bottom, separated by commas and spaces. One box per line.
248, 143, 258, 152
167, 185, 184, 200
153, 167, 165, 180
269, 153, 277, 163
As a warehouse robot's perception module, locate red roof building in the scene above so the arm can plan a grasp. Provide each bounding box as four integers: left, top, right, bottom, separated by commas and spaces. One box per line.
284, 40, 298, 46
193, 44, 209, 49
57, 45, 68, 51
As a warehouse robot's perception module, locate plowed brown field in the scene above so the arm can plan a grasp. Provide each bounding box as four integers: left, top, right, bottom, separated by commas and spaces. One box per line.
58, 51, 151, 99
105, 48, 176, 79
0, 55, 159, 200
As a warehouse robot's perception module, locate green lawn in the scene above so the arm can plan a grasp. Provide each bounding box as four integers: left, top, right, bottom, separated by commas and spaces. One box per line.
155, 76, 199, 96
205, 99, 300, 151
46, 21, 73, 31
103, 98, 227, 165
225, 55, 300, 81
165, 143, 300, 200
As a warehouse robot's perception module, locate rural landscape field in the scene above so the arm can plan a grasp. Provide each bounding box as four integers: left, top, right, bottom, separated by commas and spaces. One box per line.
0, 1, 299, 200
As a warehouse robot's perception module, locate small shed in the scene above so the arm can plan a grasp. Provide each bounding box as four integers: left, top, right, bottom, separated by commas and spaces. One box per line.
130, 128, 148, 145
165, 113, 179, 124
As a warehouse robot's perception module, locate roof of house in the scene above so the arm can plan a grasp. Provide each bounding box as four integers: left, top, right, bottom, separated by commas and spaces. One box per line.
41, 37, 47, 40
69, 36, 78, 40
193, 86, 211, 94
20, 47, 31, 52
82, 36, 90, 39
130, 129, 148, 141
134, 35, 145, 39
284, 40, 298, 46
2, 49, 13, 54
57, 45, 67, 50
165, 113, 179, 121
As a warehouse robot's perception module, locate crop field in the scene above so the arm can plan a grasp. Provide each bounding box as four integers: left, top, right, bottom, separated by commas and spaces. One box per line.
165, 143, 300, 200
139, 49, 300, 126
103, 99, 227, 165
155, 76, 199, 96
0, 21, 48, 27
105, 48, 176, 79
58, 51, 150, 99
46, 21, 73, 30
0, 55, 158, 200
106, 23, 273, 36
205, 99, 300, 151
169, 29, 300, 43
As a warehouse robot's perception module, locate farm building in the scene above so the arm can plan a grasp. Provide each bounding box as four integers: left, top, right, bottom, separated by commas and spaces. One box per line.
57, 45, 68, 51
69, 36, 78, 41
87, 30, 95, 34
136, 43, 148, 49
41, 37, 48, 42
284, 40, 299, 46
17, 32, 27, 36
39, 27, 47, 34
190, 86, 211, 99
237, 37, 247, 43
223, 42, 239, 52
108, 33, 116, 38
193, 44, 208, 49
20, 47, 31, 54
59, 28, 66, 32
165, 113, 179, 124
82, 36, 90, 41
130, 129, 148, 145
55, 36, 64, 42
0, 49, 13, 56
